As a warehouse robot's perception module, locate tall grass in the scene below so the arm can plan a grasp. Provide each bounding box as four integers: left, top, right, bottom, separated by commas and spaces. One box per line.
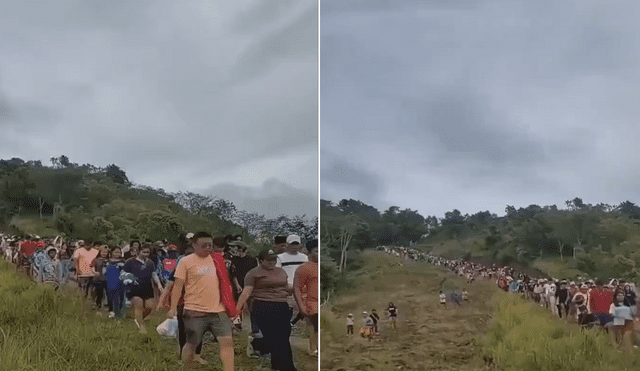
0, 260, 175, 371
482, 293, 640, 370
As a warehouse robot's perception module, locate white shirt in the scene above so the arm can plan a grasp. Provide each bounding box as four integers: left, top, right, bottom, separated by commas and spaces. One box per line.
276, 252, 308, 286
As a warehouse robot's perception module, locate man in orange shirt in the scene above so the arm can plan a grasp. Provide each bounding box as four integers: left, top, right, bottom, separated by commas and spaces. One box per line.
72, 240, 100, 298
294, 242, 318, 356
168, 232, 238, 371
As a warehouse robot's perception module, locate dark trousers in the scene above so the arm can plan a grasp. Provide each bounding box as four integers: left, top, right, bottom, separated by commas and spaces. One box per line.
106, 283, 125, 318
93, 280, 107, 308
253, 300, 297, 371
177, 306, 202, 357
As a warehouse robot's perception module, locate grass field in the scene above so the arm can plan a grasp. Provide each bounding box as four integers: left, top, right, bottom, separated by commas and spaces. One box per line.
321, 250, 640, 371
0, 260, 317, 371
321, 251, 496, 370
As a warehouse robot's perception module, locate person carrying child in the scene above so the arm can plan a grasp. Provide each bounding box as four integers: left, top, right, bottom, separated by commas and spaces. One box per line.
361, 311, 374, 340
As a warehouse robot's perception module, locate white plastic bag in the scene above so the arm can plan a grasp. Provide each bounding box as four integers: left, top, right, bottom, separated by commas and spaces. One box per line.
156, 317, 178, 337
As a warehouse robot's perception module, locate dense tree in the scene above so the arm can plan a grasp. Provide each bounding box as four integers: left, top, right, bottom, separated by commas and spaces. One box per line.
105, 164, 129, 185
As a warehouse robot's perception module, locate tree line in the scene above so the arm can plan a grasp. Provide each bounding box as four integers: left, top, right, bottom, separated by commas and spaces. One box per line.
320, 197, 640, 300
0, 156, 317, 248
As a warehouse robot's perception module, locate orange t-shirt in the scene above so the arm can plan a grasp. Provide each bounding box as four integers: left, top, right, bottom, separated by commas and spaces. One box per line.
295, 261, 318, 315
174, 254, 225, 313
73, 248, 100, 277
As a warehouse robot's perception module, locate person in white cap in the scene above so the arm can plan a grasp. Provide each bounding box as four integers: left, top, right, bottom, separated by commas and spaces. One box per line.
276, 235, 308, 288
276, 234, 308, 327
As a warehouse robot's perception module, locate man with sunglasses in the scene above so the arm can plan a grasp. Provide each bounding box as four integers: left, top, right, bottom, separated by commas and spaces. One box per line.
168, 232, 238, 371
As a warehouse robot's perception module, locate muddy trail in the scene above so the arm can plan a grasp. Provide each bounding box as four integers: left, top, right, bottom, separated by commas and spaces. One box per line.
321, 251, 497, 371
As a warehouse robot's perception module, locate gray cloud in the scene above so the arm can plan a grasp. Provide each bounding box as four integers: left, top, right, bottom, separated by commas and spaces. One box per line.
0, 0, 317, 218
321, 0, 640, 218
203, 178, 316, 219
320, 150, 384, 206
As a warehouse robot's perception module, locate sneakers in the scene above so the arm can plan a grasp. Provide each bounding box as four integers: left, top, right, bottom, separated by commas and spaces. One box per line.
108, 312, 115, 319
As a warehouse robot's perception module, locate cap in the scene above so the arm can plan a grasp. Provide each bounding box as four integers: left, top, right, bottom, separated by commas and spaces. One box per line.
167, 244, 178, 250
258, 248, 278, 260
287, 234, 301, 244
186, 233, 194, 239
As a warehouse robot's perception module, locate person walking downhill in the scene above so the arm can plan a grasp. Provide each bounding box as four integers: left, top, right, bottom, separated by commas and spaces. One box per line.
156, 245, 206, 365
387, 302, 398, 330
72, 240, 99, 313
346, 313, 355, 336
168, 232, 238, 371
361, 312, 374, 341
123, 245, 163, 333
610, 289, 635, 351
90, 245, 110, 310
276, 234, 308, 327
293, 244, 318, 356
104, 247, 126, 319
237, 248, 298, 371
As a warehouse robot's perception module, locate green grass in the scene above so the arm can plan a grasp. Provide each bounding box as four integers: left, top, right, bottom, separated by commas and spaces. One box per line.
0, 260, 176, 371
0, 259, 317, 371
482, 292, 640, 370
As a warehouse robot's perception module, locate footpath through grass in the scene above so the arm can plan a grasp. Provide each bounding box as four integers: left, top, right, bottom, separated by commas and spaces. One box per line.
0, 260, 317, 371
321, 251, 495, 370
321, 250, 640, 371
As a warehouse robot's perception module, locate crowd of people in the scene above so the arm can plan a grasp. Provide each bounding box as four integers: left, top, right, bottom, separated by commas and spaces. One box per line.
376, 244, 640, 351
0, 231, 318, 371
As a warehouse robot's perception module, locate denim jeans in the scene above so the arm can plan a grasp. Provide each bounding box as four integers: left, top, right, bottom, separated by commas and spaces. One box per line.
106, 282, 125, 318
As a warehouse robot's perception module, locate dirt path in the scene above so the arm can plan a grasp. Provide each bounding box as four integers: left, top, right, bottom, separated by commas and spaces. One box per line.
321, 252, 496, 370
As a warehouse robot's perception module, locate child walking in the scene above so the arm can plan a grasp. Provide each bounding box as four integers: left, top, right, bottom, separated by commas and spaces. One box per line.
439, 291, 447, 309
104, 247, 126, 319
346, 313, 354, 336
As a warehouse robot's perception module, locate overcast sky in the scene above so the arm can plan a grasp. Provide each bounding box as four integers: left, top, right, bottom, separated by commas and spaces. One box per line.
0, 0, 317, 219
320, 0, 640, 219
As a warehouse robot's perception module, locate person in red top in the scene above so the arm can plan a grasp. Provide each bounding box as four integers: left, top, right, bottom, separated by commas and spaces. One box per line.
588, 281, 614, 328
17, 237, 36, 275
19, 238, 36, 258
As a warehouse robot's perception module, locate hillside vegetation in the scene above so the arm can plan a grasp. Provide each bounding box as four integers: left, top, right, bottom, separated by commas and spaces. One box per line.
321, 198, 640, 299
0, 156, 317, 246
322, 250, 640, 371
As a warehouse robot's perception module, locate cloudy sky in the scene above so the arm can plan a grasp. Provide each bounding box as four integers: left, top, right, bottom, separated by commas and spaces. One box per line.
0, 0, 317, 219
321, 0, 640, 219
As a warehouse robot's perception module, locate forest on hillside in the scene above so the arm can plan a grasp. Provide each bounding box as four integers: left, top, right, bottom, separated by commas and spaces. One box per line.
0, 156, 317, 248
320, 197, 640, 299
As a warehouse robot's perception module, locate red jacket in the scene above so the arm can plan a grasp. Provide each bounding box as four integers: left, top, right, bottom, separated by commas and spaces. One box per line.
211, 252, 238, 317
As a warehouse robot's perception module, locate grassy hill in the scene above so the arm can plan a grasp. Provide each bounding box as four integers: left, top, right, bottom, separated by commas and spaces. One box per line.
321, 250, 495, 370
322, 250, 640, 371
0, 259, 317, 371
